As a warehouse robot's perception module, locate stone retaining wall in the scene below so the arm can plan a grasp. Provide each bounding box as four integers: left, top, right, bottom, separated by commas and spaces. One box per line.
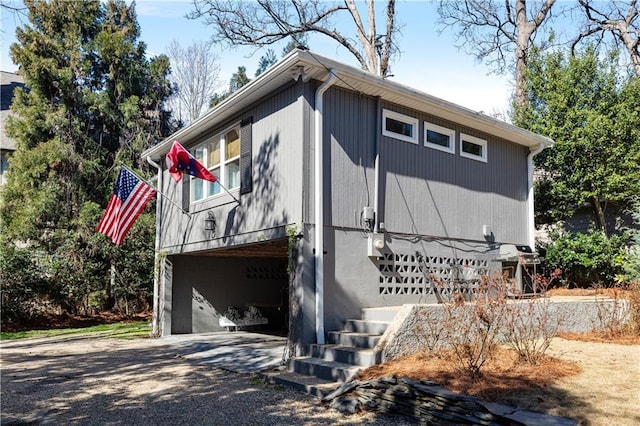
375, 296, 629, 361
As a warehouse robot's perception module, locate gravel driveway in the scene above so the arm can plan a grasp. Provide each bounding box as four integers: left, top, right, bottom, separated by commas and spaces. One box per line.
1, 334, 405, 425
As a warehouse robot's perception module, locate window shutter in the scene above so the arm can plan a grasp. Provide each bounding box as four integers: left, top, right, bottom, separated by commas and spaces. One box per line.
240, 116, 253, 195
181, 177, 190, 212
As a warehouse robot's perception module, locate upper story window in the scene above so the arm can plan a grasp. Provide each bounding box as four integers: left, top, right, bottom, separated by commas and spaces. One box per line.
424, 122, 455, 154
382, 109, 419, 144
191, 127, 241, 202
460, 133, 487, 162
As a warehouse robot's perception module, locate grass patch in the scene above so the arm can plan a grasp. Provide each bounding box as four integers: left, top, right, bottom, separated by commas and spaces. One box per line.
0, 320, 151, 340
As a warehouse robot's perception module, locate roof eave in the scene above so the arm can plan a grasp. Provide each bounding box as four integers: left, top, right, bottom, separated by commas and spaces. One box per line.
142, 49, 553, 161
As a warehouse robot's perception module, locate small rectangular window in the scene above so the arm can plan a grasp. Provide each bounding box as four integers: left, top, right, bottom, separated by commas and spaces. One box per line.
382, 109, 418, 144
460, 133, 487, 162
424, 122, 455, 154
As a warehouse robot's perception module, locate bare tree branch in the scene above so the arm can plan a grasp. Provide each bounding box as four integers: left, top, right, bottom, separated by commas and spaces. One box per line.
437, 0, 558, 110
166, 40, 223, 124
575, 0, 639, 76
188, 0, 399, 76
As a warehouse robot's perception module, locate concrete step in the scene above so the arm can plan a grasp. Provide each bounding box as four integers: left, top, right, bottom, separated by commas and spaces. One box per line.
261, 370, 340, 398
361, 306, 402, 322
343, 319, 389, 335
310, 344, 381, 367
326, 331, 381, 349
289, 356, 361, 382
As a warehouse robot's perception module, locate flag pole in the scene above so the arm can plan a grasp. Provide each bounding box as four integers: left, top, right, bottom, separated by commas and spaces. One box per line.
123, 165, 192, 217
216, 180, 240, 205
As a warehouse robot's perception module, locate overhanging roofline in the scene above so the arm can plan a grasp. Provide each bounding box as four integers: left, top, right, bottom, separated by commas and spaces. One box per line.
142, 49, 553, 161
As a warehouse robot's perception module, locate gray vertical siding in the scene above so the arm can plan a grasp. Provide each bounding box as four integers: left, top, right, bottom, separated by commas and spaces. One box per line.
320, 88, 530, 244
379, 106, 529, 243
159, 82, 307, 253
322, 88, 377, 228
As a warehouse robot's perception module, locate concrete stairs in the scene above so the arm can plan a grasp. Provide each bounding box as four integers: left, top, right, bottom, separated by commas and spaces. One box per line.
265, 306, 401, 397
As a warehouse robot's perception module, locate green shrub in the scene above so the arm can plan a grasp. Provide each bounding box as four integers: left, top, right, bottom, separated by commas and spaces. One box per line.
0, 244, 48, 322
624, 199, 640, 283
541, 231, 628, 287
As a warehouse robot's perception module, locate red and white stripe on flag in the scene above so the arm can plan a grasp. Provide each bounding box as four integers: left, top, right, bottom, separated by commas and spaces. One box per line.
97, 167, 156, 246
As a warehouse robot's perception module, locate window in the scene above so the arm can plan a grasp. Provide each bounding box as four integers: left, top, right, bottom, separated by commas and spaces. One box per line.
424, 122, 455, 154
191, 126, 241, 202
382, 109, 419, 144
460, 133, 487, 162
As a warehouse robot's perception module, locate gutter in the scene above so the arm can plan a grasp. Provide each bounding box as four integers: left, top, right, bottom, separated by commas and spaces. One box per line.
314, 70, 337, 345
526, 142, 549, 249
147, 156, 163, 337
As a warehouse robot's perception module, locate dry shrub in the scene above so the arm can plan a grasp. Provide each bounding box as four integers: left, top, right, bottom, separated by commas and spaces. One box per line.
413, 271, 562, 376
429, 276, 509, 379
549, 281, 640, 344
502, 269, 563, 365
625, 281, 640, 336
412, 308, 447, 352
591, 282, 640, 339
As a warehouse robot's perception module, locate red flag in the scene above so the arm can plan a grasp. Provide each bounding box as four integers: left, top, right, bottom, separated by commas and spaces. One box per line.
166, 141, 217, 183
97, 167, 156, 246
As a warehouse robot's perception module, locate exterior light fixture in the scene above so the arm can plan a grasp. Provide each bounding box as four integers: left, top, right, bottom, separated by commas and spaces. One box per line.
204, 211, 216, 237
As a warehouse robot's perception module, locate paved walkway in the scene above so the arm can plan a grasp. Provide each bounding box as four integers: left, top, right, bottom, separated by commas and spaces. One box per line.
160, 331, 288, 373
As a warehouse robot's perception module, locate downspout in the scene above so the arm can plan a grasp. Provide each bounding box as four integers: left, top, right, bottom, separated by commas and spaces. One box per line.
527, 143, 546, 249
373, 97, 382, 232
147, 156, 163, 337
314, 69, 337, 345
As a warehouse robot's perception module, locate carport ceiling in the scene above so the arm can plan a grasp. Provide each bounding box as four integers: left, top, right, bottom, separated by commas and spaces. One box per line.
189, 238, 289, 258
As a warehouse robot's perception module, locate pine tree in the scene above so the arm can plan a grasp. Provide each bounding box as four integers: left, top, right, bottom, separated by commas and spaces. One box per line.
1, 0, 174, 318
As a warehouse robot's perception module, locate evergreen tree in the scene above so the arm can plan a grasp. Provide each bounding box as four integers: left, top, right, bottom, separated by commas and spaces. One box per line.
210, 65, 252, 108
255, 49, 277, 77
281, 34, 309, 56
625, 199, 640, 283
1, 0, 174, 319
515, 46, 640, 235
229, 66, 251, 93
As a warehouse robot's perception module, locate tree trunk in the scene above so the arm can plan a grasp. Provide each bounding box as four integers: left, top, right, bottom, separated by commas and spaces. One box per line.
514, 0, 530, 111
514, 0, 557, 110
105, 262, 116, 310
619, 28, 640, 76
590, 196, 608, 236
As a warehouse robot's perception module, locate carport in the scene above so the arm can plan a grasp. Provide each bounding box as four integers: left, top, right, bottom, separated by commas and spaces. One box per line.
165, 238, 290, 336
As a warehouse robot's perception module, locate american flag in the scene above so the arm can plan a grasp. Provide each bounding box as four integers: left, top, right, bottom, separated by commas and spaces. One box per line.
97, 167, 156, 246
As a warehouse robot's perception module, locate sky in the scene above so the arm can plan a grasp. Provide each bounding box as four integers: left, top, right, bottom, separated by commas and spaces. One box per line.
1, 0, 516, 117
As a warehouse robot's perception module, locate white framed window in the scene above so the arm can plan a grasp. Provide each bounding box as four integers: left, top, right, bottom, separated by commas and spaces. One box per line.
382, 109, 419, 144
191, 126, 241, 202
460, 133, 487, 162
424, 122, 455, 154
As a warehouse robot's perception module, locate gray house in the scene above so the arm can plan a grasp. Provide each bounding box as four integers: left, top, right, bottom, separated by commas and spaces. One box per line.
142, 49, 553, 348
1, 71, 25, 186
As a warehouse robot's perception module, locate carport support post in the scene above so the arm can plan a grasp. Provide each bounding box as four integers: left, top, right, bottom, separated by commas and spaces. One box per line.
147, 156, 163, 337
